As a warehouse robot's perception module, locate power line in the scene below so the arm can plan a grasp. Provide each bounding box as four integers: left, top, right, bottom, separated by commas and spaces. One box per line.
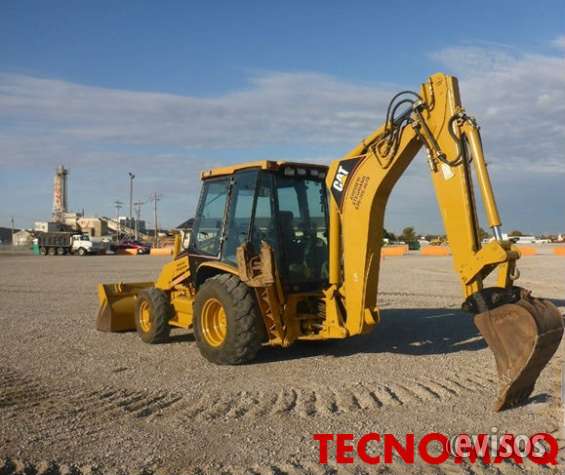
128, 172, 135, 221
133, 201, 144, 241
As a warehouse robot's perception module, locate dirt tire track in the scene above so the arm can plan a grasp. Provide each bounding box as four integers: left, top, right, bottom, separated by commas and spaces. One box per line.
0, 364, 509, 470
173, 369, 494, 422
0, 359, 498, 431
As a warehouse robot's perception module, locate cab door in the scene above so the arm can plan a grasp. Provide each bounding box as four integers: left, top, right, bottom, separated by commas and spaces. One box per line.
223, 171, 259, 264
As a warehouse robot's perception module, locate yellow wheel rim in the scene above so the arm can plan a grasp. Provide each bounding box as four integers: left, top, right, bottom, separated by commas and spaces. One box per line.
139, 300, 152, 333
201, 298, 227, 347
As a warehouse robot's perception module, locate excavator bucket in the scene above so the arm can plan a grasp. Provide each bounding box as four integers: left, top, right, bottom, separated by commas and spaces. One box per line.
96, 282, 154, 332
474, 291, 563, 411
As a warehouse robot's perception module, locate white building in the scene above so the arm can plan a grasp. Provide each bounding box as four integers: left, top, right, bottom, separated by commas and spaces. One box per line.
12, 230, 34, 246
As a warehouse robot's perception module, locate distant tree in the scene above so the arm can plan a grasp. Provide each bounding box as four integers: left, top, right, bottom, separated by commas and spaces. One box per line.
478, 227, 490, 241
401, 226, 417, 242
509, 230, 523, 237
383, 228, 397, 241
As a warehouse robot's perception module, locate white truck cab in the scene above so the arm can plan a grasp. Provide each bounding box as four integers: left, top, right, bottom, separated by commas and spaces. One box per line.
71, 233, 95, 255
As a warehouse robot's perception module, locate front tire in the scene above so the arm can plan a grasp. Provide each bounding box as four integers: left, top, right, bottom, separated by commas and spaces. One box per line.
194, 274, 266, 365
134, 288, 172, 343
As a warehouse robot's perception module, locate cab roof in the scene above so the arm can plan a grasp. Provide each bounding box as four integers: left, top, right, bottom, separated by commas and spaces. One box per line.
201, 160, 328, 179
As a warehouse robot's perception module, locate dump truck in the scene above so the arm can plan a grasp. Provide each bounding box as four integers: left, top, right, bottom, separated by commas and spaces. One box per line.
37, 231, 98, 256
96, 73, 563, 411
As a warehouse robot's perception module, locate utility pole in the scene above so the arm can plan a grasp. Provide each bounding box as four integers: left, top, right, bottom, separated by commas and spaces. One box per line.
128, 172, 135, 224
149, 193, 162, 247
113, 200, 123, 241
133, 201, 144, 241
10, 216, 14, 246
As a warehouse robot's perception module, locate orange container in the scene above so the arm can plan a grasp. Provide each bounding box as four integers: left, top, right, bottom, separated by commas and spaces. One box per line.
150, 247, 173, 256
381, 245, 408, 256
516, 246, 536, 256
553, 247, 565, 256
421, 246, 450, 256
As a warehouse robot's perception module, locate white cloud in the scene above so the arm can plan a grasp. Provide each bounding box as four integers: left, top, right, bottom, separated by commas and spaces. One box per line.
1, 38, 564, 232
431, 45, 565, 176
551, 35, 565, 50
431, 46, 518, 75
0, 72, 393, 160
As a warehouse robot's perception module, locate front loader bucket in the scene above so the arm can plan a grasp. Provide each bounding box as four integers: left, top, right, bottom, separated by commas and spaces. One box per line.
474, 292, 563, 411
96, 282, 154, 332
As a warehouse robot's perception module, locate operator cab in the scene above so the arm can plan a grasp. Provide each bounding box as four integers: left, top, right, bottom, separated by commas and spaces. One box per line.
189, 161, 329, 292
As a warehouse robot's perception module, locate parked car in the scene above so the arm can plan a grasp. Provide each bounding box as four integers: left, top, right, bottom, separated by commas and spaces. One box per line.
113, 240, 151, 254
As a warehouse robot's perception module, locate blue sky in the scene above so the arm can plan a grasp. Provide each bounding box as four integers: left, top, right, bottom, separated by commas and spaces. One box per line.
1, 1, 564, 233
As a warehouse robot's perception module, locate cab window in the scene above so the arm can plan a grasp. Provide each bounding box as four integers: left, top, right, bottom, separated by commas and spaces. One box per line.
191, 178, 229, 257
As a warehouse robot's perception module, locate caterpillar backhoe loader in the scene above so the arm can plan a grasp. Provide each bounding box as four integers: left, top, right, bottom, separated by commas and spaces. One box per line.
96, 73, 563, 411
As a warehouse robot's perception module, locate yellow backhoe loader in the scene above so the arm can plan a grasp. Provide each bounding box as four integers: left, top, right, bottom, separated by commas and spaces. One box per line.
96, 73, 563, 411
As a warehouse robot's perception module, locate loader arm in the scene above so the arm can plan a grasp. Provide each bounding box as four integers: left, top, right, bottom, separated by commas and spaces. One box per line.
325, 73, 563, 410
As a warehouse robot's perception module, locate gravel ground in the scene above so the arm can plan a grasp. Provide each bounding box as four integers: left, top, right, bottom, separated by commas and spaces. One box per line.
0, 251, 563, 474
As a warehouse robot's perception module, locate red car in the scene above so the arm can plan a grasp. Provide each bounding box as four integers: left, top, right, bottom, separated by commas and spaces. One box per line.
114, 240, 151, 254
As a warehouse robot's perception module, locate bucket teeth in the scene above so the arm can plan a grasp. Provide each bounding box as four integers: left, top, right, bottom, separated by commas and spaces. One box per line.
474, 295, 563, 411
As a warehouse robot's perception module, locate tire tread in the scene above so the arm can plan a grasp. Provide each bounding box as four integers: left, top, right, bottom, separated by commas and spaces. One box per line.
194, 274, 265, 365
135, 288, 172, 344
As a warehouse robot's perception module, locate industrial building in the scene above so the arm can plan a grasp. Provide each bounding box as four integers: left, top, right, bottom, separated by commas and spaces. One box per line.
77, 217, 109, 237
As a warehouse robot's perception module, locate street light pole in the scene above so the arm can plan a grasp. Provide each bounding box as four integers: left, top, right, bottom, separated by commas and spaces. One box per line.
113, 200, 123, 242
128, 172, 135, 224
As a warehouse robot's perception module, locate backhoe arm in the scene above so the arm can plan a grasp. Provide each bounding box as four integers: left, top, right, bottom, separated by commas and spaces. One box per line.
325, 73, 509, 332
324, 73, 563, 410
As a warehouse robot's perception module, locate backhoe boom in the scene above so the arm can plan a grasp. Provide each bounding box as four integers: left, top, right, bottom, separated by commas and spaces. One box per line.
324, 73, 563, 410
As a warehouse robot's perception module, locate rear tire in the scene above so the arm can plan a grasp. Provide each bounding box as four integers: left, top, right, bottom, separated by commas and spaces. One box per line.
48, 247, 56, 256
134, 288, 172, 343
56, 247, 66, 256
194, 274, 266, 365
39, 247, 47, 256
